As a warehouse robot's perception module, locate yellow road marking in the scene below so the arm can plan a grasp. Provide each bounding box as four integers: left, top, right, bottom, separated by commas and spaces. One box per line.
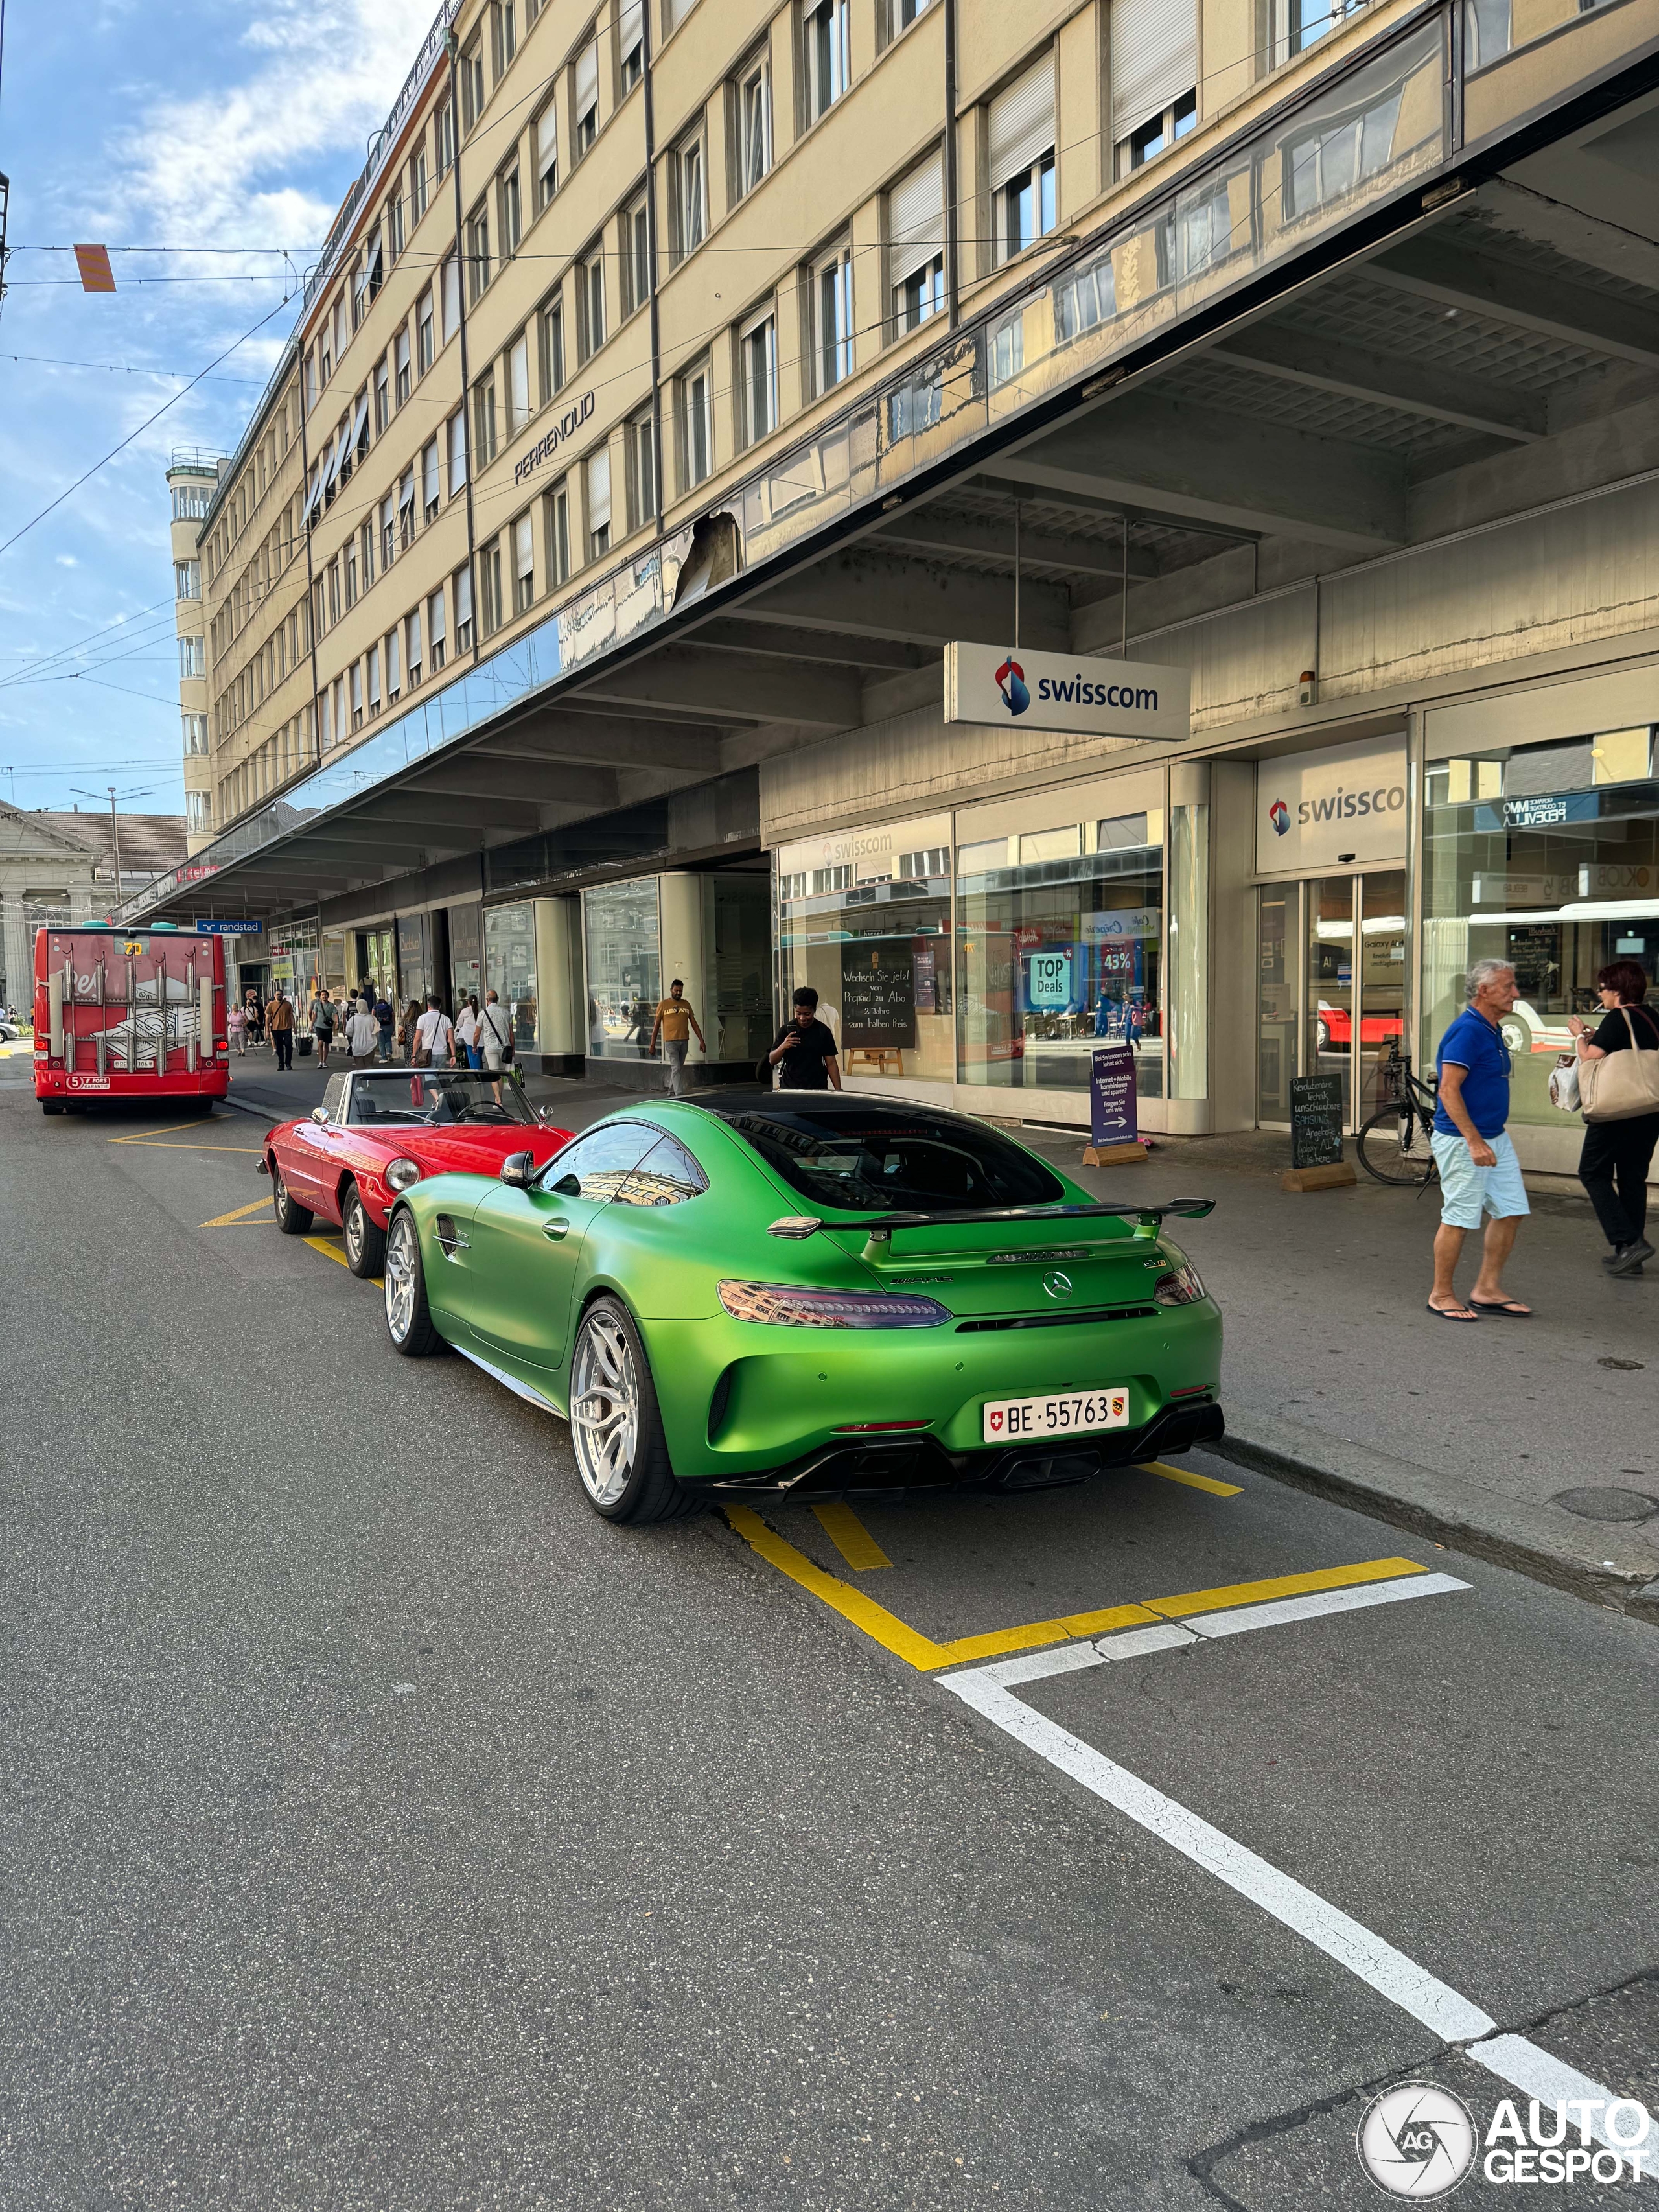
304, 1233, 347, 1266
110, 1137, 261, 1152
110, 1121, 218, 1142
1143, 1459, 1242, 1498
200, 1197, 272, 1228
724, 1506, 1425, 1673
811, 1502, 894, 1571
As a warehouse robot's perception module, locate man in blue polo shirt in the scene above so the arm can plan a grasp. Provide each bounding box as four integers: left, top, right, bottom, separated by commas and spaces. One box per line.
1428, 955, 1531, 1320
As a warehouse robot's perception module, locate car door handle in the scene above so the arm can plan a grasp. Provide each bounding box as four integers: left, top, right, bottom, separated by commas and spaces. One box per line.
542, 1218, 570, 1240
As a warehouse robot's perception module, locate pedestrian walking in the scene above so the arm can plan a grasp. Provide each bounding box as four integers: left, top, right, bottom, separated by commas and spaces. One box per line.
267, 987, 296, 1071
1566, 957, 1659, 1278
1426, 957, 1531, 1321
397, 997, 422, 1062
649, 977, 706, 1097
309, 987, 337, 1069
244, 989, 264, 1047
413, 993, 454, 1069
374, 990, 396, 1063
477, 988, 513, 1100
455, 994, 481, 1069
346, 995, 380, 1066
228, 999, 247, 1056
765, 986, 842, 1091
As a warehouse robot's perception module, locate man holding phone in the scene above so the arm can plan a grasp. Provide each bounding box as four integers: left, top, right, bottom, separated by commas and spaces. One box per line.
767, 986, 842, 1091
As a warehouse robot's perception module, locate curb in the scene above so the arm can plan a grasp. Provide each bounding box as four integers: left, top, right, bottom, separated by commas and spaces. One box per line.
1213, 1415, 1659, 1621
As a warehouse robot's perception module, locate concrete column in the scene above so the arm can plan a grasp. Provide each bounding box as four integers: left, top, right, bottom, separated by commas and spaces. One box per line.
658, 871, 709, 1067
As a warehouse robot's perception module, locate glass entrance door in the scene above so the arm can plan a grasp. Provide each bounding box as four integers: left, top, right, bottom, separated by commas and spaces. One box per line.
1257, 870, 1409, 1131
1257, 883, 1299, 1123
1307, 876, 1355, 1129
1355, 871, 1406, 1119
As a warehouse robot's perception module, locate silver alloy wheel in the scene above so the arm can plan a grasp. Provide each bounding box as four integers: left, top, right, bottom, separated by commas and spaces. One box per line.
345, 1189, 364, 1268
384, 1212, 418, 1343
570, 1308, 640, 1509
273, 1170, 290, 1224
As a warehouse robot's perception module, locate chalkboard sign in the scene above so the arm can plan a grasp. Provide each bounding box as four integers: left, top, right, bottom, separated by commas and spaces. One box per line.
1289, 1073, 1345, 1169
841, 941, 917, 1049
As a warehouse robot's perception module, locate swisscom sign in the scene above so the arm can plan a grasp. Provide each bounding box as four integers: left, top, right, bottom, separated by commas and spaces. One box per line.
1254, 735, 1409, 874
944, 642, 1190, 743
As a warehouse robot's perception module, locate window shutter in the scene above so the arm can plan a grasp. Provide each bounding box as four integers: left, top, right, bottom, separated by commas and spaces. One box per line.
587, 448, 612, 531
576, 40, 599, 119
888, 149, 943, 287
619, 0, 643, 60
1111, 0, 1197, 143
537, 105, 558, 178
988, 54, 1056, 194
456, 566, 474, 624
515, 515, 535, 579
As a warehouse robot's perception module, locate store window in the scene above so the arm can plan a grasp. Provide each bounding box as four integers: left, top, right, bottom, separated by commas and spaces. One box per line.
776, 814, 953, 1085
957, 786, 1165, 1099
584, 876, 660, 1057
448, 902, 482, 1011
1424, 723, 1658, 1132
485, 902, 539, 1051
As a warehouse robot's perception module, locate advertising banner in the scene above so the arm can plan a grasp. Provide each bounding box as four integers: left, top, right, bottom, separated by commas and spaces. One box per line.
840, 942, 916, 1050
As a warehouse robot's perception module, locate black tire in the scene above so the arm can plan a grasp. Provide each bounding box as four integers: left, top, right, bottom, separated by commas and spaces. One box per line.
1356, 1104, 1437, 1187
342, 1182, 387, 1279
568, 1294, 701, 1525
383, 1207, 445, 1356
272, 1163, 314, 1234
41, 1100, 63, 1115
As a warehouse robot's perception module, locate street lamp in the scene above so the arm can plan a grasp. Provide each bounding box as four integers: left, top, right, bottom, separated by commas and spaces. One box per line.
73, 785, 154, 916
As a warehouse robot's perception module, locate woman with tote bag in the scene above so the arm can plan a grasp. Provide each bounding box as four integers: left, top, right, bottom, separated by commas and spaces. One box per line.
1566, 957, 1659, 1277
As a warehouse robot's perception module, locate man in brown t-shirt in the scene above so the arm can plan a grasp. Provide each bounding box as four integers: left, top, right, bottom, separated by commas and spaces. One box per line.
649, 979, 706, 1097
265, 988, 296, 1072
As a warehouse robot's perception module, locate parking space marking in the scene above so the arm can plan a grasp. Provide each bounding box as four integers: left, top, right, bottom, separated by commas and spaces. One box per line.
809, 1502, 893, 1572
201, 1198, 272, 1228
109, 1121, 219, 1142
304, 1233, 347, 1267
1144, 1459, 1242, 1498
108, 1134, 261, 1153
723, 1506, 1431, 1674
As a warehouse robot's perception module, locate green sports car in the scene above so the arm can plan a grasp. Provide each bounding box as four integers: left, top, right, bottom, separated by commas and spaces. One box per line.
380, 1091, 1224, 1523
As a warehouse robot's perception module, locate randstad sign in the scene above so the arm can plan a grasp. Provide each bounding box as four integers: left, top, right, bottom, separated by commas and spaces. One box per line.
944, 642, 1190, 743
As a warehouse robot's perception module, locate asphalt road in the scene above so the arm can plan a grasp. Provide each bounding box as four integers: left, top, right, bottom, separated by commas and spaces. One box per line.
2, 1071, 1654, 2211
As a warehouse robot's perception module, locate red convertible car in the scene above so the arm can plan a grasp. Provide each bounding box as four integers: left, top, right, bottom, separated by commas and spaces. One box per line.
260, 1067, 574, 1277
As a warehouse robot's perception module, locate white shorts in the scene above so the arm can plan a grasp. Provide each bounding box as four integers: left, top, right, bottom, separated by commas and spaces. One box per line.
1431, 1129, 1530, 1230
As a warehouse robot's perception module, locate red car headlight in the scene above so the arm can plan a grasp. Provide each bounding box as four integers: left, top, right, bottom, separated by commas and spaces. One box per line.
717, 1282, 951, 1328
1154, 1263, 1206, 1307
384, 1156, 422, 1192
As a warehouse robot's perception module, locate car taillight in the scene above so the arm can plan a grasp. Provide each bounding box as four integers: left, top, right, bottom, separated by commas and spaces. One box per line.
384, 1157, 422, 1191
717, 1282, 951, 1329
1154, 1263, 1207, 1307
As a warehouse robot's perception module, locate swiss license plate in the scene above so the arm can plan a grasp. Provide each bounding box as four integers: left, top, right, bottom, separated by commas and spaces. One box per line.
983, 1388, 1130, 1443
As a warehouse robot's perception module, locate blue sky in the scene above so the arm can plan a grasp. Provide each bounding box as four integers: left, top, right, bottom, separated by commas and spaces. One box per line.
0, 0, 437, 817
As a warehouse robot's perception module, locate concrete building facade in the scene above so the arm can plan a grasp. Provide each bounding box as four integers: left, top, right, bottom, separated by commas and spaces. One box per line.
141, 0, 1659, 1163
167, 449, 223, 854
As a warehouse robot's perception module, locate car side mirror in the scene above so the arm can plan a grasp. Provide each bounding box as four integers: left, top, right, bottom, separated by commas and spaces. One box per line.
500, 1150, 536, 1189
310, 1105, 330, 1124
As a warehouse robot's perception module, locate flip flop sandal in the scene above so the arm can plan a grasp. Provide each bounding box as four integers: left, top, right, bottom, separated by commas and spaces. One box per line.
1468, 1299, 1532, 1316
1426, 1302, 1480, 1322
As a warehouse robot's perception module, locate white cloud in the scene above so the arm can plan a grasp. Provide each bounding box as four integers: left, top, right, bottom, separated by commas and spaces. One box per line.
56, 554, 79, 567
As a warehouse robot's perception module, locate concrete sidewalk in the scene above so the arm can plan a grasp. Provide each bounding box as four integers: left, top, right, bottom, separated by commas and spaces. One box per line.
220, 1053, 1657, 1614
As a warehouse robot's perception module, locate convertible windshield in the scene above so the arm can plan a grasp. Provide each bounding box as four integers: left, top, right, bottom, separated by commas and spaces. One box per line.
726, 1103, 1065, 1215
346, 1071, 539, 1126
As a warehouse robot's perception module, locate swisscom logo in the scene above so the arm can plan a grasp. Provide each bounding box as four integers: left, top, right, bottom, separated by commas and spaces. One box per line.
1268, 798, 1291, 837
995, 657, 1030, 716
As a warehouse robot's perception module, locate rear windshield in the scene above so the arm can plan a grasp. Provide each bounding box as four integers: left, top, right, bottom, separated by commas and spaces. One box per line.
728, 1105, 1065, 1216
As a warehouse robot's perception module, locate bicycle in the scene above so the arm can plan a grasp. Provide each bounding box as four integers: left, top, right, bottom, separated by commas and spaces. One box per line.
1356, 1038, 1439, 1188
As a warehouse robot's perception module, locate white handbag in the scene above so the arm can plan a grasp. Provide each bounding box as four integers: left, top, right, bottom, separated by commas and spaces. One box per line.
1577, 1007, 1659, 1123
1548, 1056, 1581, 1113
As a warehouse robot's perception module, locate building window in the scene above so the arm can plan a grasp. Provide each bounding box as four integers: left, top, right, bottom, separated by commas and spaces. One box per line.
461, 34, 486, 130
448, 409, 468, 496
674, 129, 706, 262
888, 149, 944, 331
988, 54, 1056, 265
351, 660, 365, 730
1112, 0, 1199, 173
454, 565, 474, 653
535, 102, 559, 209
174, 559, 200, 600
406, 606, 423, 688
386, 625, 401, 703
507, 331, 531, 434
538, 292, 565, 403
545, 478, 571, 585
577, 244, 605, 360
467, 204, 491, 300
395, 326, 411, 406
812, 240, 853, 393
883, 0, 934, 39
399, 467, 415, 550
332, 292, 348, 371
480, 538, 504, 637
178, 634, 205, 678
473, 371, 498, 467
575, 32, 600, 154
736, 49, 771, 194
436, 99, 456, 178
360, 515, 375, 589
499, 164, 522, 261
443, 253, 461, 341
185, 791, 211, 832
428, 588, 447, 670
491, 0, 517, 80
305, 347, 318, 411
1126, 91, 1196, 172
388, 188, 406, 263
739, 306, 777, 445
367, 643, 382, 719
678, 355, 713, 490
417, 288, 435, 375
626, 405, 656, 530
586, 447, 611, 561
513, 511, 535, 612
803, 0, 849, 122
380, 493, 397, 570
182, 712, 209, 755
621, 191, 651, 318
374, 355, 390, 434
422, 437, 441, 521
412, 141, 430, 222
619, 0, 644, 89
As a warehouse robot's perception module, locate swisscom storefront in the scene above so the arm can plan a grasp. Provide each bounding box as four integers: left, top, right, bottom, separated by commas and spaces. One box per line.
766, 655, 1659, 1177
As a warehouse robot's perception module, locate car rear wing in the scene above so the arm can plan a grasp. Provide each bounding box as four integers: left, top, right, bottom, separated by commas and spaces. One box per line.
767, 1198, 1215, 1261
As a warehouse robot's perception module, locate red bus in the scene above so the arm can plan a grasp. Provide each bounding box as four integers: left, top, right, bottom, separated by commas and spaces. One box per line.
34, 924, 229, 1113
